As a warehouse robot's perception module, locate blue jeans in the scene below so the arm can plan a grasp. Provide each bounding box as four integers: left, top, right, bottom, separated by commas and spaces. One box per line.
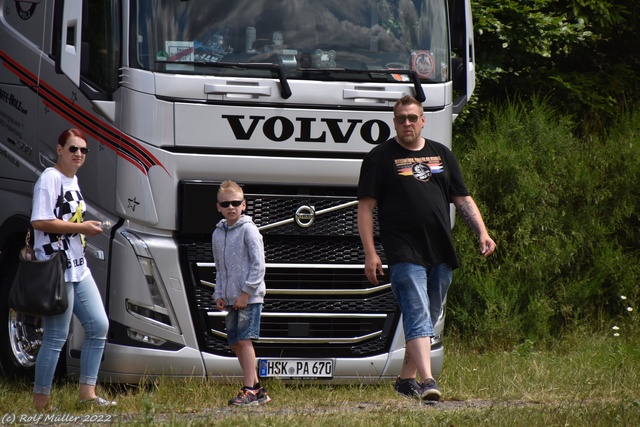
225, 303, 262, 346
389, 262, 452, 342
33, 274, 109, 395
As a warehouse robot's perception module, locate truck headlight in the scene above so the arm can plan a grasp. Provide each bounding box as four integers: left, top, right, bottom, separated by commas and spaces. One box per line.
121, 230, 180, 333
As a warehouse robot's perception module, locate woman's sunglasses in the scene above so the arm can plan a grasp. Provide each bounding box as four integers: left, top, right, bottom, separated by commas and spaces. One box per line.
68, 145, 89, 154
218, 200, 243, 208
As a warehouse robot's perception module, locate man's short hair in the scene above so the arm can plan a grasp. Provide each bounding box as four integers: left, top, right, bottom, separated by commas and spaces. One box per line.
394, 95, 423, 115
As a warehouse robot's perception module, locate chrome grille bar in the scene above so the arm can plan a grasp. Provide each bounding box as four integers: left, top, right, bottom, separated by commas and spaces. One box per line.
257, 200, 359, 232
209, 329, 383, 344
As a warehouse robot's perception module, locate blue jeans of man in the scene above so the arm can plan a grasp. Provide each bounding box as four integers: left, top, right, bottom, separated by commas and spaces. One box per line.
389, 262, 453, 342
33, 274, 109, 395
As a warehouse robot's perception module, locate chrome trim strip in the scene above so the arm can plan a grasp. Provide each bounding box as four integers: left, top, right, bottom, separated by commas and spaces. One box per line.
207, 312, 387, 319
209, 329, 382, 344
201, 282, 391, 295
198, 263, 388, 269
200, 280, 215, 289
263, 285, 391, 295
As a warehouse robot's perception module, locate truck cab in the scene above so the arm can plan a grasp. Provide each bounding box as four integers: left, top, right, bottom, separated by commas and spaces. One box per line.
0, 0, 474, 383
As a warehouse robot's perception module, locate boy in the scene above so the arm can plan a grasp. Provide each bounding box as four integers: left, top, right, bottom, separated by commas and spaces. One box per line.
212, 180, 270, 406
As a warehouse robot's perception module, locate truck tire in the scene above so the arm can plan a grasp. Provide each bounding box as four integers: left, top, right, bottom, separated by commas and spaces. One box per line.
0, 252, 42, 379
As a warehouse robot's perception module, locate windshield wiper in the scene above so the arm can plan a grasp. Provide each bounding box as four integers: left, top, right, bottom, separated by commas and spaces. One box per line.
169, 61, 292, 99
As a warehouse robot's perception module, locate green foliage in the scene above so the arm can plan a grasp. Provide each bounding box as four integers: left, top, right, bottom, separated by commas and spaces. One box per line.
450, 99, 640, 345
468, 0, 640, 135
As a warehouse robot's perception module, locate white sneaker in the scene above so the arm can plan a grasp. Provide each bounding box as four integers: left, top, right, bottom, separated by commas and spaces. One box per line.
80, 396, 117, 406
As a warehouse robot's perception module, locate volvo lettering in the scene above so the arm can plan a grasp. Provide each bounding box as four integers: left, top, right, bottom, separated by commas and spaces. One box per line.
223, 115, 391, 145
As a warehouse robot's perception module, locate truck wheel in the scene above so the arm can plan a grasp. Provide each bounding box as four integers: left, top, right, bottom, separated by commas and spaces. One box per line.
0, 253, 42, 378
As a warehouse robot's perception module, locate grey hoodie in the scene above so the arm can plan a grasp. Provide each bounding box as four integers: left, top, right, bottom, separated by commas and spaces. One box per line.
211, 215, 266, 305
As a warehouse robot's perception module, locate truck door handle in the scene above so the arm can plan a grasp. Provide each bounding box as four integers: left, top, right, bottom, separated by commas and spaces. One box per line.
343, 89, 405, 100
85, 241, 105, 261
204, 84, 272, 97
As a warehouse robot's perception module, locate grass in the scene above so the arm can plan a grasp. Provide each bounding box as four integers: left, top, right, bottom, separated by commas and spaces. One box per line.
0, 328, 638, 426
450, 101, 640, 346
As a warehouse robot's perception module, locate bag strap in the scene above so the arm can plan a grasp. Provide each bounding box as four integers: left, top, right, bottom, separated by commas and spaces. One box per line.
53, 182, 64, 250
56, 182, 64, 220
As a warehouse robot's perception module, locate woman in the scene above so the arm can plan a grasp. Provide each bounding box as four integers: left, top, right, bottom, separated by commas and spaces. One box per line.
31, 128, 115, 410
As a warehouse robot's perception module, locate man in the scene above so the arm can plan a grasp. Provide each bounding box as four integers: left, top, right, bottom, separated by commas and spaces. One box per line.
357, 95, 496, 401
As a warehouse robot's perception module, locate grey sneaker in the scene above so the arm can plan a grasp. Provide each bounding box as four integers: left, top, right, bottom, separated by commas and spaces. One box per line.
394, 377, 422, 399
419, 378, 441, 401
256, 386, 271, 405
228, 389, 259, 406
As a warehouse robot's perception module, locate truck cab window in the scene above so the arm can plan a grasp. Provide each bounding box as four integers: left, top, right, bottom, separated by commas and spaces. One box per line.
131, 0, 450, 83
81, 0, 120, 94
53, 0, 120, 96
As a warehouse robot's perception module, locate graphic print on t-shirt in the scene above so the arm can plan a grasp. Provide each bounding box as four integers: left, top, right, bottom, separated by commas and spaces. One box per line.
394, 156, 444, 182
42, 190, 85, 256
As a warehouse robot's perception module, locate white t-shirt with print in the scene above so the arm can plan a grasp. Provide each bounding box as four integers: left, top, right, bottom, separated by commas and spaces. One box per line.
31, 167, 90, 283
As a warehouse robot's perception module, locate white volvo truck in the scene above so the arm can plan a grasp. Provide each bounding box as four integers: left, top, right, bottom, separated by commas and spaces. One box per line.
0, 0, 475, 383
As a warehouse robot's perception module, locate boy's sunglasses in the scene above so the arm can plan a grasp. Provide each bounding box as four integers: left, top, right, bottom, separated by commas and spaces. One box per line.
395, 114, 421, 123
218, 200, 243, 208
68, 145, 89, 154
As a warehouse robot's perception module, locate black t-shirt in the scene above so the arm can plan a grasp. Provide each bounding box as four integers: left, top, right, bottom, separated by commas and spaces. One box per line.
357, 137, 469, 268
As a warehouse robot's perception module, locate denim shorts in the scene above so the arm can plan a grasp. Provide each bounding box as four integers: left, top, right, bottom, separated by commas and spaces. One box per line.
225, 303, 262, 346
389, 262, 452, 342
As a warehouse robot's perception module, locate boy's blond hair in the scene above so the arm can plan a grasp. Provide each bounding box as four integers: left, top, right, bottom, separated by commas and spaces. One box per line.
217, 180, 244, 201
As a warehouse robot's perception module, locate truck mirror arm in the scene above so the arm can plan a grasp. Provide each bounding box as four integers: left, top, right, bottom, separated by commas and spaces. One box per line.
233, 62, 292, 99
260, 62, 292, 99
408, 71, 426, 103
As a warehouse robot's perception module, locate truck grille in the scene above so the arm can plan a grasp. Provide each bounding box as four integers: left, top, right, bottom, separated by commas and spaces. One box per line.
179, 182, 397, 358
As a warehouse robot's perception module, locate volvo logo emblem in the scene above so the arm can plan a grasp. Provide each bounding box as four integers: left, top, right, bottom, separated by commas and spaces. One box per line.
294, 205, 316, 228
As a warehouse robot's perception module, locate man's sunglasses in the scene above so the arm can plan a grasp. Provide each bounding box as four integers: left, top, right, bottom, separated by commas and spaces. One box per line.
395, 114, 421, 124
218, 200, 243, 208
68, 145, 89, 154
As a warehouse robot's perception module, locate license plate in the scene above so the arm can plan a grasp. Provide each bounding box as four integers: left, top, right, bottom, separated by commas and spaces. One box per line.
258, 359, 334, 379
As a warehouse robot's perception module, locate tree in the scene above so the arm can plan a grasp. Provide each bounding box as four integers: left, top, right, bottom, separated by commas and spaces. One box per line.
467, 0, 639, 134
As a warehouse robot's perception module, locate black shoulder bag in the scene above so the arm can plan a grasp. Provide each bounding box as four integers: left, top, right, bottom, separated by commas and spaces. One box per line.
8, 185, 69, 316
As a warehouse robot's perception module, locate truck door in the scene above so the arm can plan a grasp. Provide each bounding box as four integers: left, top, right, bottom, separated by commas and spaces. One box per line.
0, 0, 46, 179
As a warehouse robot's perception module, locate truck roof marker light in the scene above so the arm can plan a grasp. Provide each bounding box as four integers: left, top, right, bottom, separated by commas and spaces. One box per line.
121, 230, 181, 333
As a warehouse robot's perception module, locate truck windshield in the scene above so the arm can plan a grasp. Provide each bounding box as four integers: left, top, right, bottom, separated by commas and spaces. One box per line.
131, 0, 450, 83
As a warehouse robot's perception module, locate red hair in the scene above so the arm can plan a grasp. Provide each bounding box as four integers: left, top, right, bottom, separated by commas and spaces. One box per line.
57, 128, 88, 146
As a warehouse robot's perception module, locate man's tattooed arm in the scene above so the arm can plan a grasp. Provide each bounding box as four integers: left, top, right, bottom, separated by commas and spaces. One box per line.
452, 195, 496, 256
457, 198, 482, 236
